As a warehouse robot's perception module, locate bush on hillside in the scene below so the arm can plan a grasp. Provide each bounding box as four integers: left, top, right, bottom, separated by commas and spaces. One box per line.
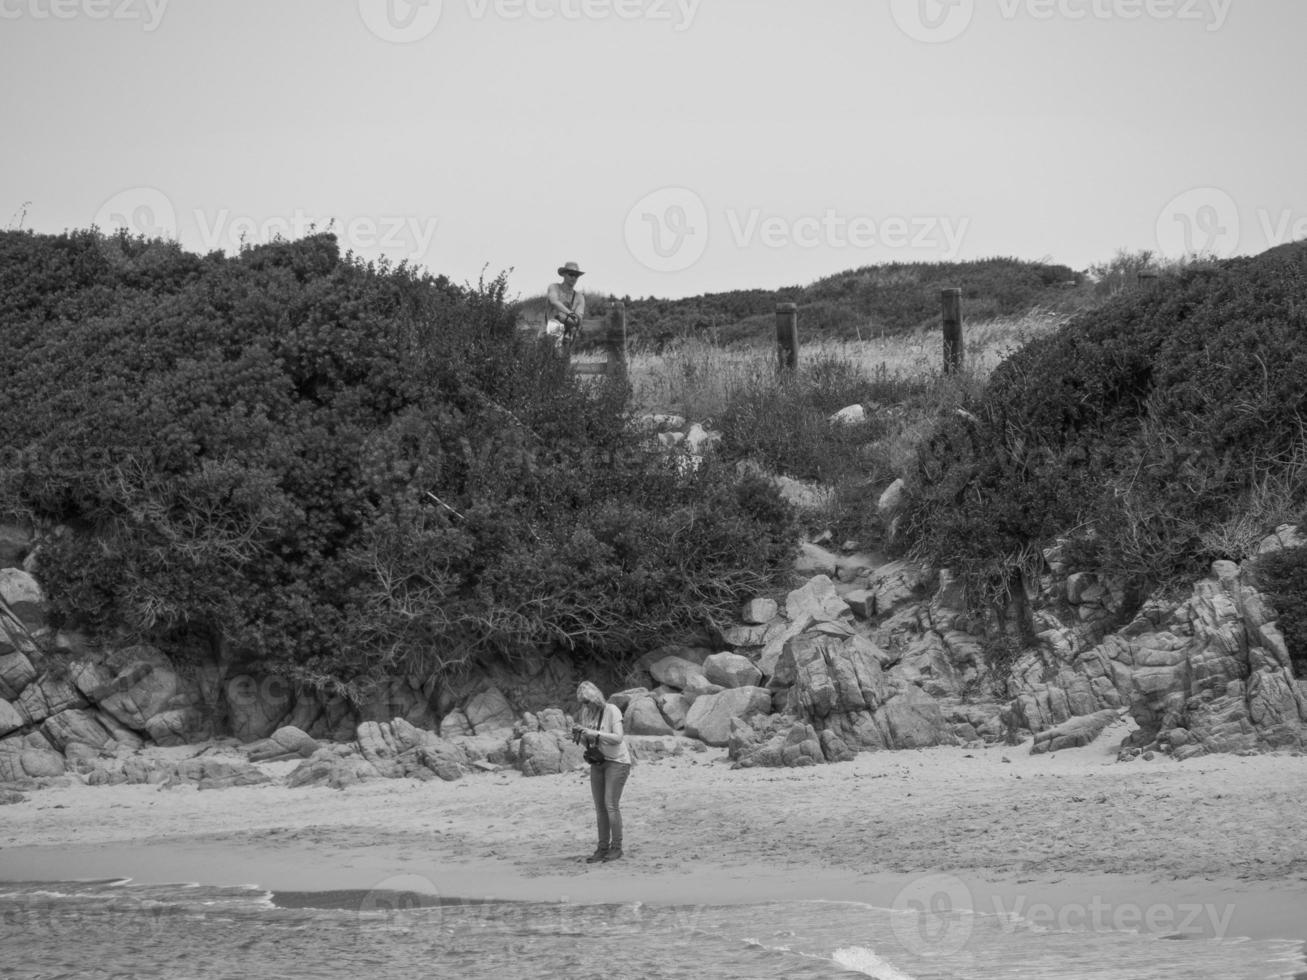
1256, 545, 1307, 679
899, 242, 1307, 615
0, 229, 795, 694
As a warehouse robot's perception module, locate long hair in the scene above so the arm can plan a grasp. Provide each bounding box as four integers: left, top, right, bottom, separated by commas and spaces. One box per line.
576, 681, 605, 728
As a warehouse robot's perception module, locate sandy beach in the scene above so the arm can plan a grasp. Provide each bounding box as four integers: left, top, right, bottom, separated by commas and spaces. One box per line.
3, 726, 1306, 949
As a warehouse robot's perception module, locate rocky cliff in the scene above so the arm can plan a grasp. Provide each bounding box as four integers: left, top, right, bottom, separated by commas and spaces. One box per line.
1, 517, 1304, 798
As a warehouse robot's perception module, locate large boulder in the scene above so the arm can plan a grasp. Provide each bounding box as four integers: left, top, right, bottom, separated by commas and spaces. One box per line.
244, 725, 320, 762
780, 631, 954, 750
283, 692, 326, 736
464, 687, 515, 733
97, 647, 207, 738
16, 674, 87, 725
446, 730, 515, 767
608, 687, 648, 712
40, 708, 115, 752
785, 575, 852, 624
168, 757, 270, 791
683, 687, 772, 746
439, 709, 473, 739
625, 734, 696, 763
0, 568, 47, 630
355, 719, 464, 781
731, 717, 825, 768
794, 542, 841, 578
741, 597, 779, 624
624, 695, 674, 736
145, 708, 211, 747
518, 730, 586, 777
1031, 708, 1123, 754
889, 631, 973, 699
1009, 557, 1307, 754
0, 732, 66, 782
648, 656, 708, 691
703, 652, 763, 690
876, 686, 955, 749
0, 651, 37, 699
781, 632, 894, 721
94, 710, 145, 752
721, 621, 774, 648
679, 673, 724, 705
287, 746, 381, 789
878, 478, 906, 525
0, 696, 23, 737
654, 691, 689, 729
864, 560, 929, 618
638, 643, 712, 667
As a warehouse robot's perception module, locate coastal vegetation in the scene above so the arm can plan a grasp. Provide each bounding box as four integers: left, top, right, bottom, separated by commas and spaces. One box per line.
622, 245, 1307, 670
1, 229, 1303, 700
0, 229, 794, 696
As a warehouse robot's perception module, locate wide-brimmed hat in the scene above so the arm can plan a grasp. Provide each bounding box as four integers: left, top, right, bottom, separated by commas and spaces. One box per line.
557, 261, 585, 277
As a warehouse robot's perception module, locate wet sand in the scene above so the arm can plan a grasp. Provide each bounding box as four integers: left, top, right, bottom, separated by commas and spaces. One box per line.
2, 731, 1305, 944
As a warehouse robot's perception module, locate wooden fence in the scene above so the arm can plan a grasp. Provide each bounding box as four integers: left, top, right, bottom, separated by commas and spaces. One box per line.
562, 292, 967, 375
568, 302, 628, 380
775, 290, 966, 372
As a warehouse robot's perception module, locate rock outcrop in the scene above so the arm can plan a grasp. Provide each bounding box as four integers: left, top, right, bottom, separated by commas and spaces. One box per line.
1006, 527, 1307, 758
2, 514, 1303, 793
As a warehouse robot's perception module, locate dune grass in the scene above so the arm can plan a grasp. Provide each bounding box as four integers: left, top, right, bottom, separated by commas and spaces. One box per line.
627, 308, 1069, 420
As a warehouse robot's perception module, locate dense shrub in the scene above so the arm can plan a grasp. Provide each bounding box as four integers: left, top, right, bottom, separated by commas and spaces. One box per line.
0, 230, 795, 693
900, 241, 1307, 612
1257, 545, 1307, 678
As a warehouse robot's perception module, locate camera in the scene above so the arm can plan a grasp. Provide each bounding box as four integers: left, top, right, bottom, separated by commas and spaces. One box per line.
570, 724, 584, 745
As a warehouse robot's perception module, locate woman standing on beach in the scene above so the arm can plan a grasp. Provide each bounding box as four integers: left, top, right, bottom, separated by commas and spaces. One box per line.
573, 681, 631, 863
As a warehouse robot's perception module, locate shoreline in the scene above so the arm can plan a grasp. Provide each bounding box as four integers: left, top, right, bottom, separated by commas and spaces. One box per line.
3, 837, 1306, 945
4, 737, 1306, 949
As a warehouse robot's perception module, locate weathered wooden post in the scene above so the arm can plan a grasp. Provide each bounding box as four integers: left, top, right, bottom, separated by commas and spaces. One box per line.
605, 301, 627, 380
941, 288, 963, 374
776, 302, 798, 371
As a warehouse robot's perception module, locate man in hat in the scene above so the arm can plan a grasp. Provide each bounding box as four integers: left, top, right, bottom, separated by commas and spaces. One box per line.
545, 261, 586, 348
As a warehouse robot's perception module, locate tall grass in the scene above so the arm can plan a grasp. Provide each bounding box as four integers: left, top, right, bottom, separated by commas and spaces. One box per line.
627, 309, 1069, 419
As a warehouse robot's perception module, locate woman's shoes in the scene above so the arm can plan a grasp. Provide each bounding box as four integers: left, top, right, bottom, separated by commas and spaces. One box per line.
602, 846, 623, 862
585, 847, 608, 864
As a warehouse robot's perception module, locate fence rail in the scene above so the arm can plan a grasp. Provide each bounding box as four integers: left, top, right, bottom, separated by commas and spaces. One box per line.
773, 290, 965, 372
566, 292, 966, 375
568, 302, 628, 379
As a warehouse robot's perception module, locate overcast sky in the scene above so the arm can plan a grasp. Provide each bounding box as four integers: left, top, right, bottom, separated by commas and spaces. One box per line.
3, 0, 1304, 300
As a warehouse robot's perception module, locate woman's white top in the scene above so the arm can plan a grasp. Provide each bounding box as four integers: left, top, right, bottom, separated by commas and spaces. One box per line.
597, 702, 631, 765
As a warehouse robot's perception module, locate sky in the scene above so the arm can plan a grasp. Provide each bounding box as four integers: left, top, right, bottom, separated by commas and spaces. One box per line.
2, 0, 1305, 301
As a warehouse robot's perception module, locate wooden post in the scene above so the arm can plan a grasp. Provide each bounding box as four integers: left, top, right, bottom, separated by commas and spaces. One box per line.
605, 302, 627, 380
941, 288, 963, 374
775, 302, 798, 371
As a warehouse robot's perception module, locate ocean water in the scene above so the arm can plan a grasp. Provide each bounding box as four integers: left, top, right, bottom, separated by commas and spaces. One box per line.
1, 878, 1303, 980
